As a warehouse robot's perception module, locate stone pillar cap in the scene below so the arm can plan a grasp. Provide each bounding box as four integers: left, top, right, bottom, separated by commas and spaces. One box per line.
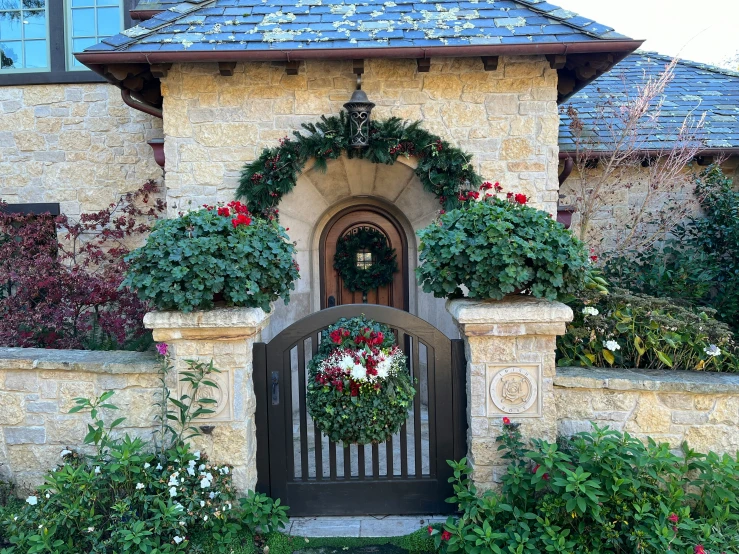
446, 296, 573, 325
144, 306, 271, 331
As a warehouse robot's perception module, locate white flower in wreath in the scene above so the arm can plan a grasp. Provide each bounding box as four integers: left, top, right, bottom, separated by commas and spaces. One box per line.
339, 355, 356, 372
376, 356, 392, 379
350, 363, 367, 382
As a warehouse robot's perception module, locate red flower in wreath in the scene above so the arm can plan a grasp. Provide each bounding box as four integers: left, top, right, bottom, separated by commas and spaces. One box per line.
441, 531, 452, 541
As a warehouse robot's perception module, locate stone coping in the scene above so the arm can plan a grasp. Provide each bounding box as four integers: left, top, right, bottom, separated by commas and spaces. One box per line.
143, 306, 270, 330
0, 347, 158, 374
446, 296, 573, 325
555, 366, 739, 394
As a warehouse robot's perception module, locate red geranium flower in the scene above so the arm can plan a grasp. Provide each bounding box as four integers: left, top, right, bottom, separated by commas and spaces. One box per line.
514, 193, 528, 205
506, 192, 513, 199
668, 513, 679, 524
217, 207, 230, 217
503, 417, 511, 425
441, 531, 452, 541
694, 546, 706, 554
494, 182, 503, 192
231, 214, 251, 228
481, 182, 493, 190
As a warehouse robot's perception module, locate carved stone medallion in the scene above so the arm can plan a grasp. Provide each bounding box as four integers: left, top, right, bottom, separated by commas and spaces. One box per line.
486, 364, 542, 417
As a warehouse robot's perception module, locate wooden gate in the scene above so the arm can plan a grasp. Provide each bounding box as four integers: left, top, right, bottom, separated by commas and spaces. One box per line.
254, 305, 466, 516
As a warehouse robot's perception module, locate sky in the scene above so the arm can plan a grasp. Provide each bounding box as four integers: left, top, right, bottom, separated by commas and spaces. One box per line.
552, 0, 739, 70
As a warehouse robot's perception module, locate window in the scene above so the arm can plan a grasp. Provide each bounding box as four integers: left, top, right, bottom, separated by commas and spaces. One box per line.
67, 0, 123, 70
0, 0, 131, 85
0, 0, 49, 71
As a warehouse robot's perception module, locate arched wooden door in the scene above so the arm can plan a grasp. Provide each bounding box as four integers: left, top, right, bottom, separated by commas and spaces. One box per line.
320, 205, 408, 310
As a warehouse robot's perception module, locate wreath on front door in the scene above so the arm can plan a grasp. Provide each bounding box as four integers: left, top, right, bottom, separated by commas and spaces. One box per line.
306, 316, 416, 445
333, 227, 398, 294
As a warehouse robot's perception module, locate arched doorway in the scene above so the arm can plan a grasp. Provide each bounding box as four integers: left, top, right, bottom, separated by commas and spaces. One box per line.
319, 204, 409, 311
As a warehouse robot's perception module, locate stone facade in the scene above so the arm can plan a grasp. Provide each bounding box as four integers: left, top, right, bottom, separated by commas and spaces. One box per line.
0, 83, 163, 216
555, 366, 739, 455
559, 156, 739, 252
446, 296, 573, 491
143, 307, 270, 493
160, 56, 560, 339
0, 348, 159, 488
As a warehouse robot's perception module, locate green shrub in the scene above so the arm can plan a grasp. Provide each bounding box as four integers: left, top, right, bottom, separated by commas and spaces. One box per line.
122, 201, 299, 313
238, 490, 289, 535
557, 288, 739, 371
416, 196, 588, 301
606, 165, 739, 333
432, 422, 739, 554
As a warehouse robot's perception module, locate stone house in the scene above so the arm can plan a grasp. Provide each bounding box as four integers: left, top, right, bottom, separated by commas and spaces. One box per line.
558, 52, 739, 251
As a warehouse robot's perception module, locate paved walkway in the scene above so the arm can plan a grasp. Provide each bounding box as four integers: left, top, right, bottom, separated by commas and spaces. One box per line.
288, 515, 448, 537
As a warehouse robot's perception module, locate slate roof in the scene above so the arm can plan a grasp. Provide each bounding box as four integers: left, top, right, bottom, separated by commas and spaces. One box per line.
560, 52, 739, 153
86, 0, 634, 55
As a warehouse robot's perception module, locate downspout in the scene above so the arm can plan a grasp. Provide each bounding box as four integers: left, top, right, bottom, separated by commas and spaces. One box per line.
121, 89, 162, 119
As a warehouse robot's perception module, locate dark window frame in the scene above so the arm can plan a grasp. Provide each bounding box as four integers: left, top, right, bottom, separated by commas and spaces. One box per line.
0, 0, 135, 86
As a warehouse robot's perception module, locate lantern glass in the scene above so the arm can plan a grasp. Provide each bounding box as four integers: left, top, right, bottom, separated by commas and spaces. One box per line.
344, 88, 375, 149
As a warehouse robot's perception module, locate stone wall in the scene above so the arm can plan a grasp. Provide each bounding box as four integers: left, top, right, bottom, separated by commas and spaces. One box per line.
555, 366, 739, 454
161, 56, 560, 217
0, 348, 159, 488
559, 156, 739, 253
0, 83, 163, 216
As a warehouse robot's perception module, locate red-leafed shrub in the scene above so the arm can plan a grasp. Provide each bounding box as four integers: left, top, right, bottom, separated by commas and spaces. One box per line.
0, 182, 165, 350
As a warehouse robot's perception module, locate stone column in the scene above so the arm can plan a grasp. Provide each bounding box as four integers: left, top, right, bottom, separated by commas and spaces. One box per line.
144, 307, 270, 492
446, 296, 572, 491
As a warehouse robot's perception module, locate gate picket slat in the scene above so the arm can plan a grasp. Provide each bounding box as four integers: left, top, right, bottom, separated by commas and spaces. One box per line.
343, 445, 351, 479
284, 349, 295, 481
386, 433, 394, 478
297, 343, 309, 481
412, 335, 422, 477
372, 443, 379, 478
400, 421, 408, 478
358, 445, 365, 479
329, 441, 337, 480
311, 334, 323, 481
426, 343, 437, 477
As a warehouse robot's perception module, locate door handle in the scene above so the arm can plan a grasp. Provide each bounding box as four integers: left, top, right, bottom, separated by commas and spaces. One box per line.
271, 372, 280, 405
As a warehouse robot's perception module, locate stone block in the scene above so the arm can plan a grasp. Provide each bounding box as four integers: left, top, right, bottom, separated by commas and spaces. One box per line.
0, 392, 24, 425
4, 371, 39, 392
26, 401, 58, 414
5, 426, 46, 445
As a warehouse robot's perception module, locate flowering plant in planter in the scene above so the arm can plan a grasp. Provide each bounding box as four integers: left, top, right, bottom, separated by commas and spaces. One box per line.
122, 201, 299, 313
307, 316, 416, 445
416, 184, 589, 301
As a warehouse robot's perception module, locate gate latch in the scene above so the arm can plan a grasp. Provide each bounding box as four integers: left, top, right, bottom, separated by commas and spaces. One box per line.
271, 372, 280, 405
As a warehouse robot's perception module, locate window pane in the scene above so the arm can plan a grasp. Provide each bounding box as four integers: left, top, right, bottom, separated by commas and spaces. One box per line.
97, 0, 120, 5
71, 7, 94, 37
96, 6, 118, 36
22, 9, 45, 39
23, 38, 45, 67
0, 0, 22, 9
71, 0, 94, 6
0, 12, 23, 40
21, 0, 44, 8
0, 40, 21, 67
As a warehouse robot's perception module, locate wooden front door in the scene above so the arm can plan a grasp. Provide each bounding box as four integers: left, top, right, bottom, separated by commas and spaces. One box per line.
320, 206, 408, 310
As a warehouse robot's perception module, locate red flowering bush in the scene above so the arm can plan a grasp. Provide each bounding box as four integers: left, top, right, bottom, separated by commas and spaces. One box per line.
306, 316, 416, 445
122, 201, 299, 313
0, 182, 164, 350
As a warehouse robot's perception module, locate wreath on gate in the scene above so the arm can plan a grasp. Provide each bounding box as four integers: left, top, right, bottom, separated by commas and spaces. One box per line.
307, 316, 416, 445
334, 228, 398, 294
236, 113, 483, 217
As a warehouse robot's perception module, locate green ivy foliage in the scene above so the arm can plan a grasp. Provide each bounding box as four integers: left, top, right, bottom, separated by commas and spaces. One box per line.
306, 316, 415, 445
122, 207, 299, 313
433, 423, 739, 554
416, 197, 589, 301
237, 114, 482, 215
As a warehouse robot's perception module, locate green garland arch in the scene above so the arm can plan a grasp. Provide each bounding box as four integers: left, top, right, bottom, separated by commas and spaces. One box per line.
334, 227, 398, 293
237, 113, 483, 216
